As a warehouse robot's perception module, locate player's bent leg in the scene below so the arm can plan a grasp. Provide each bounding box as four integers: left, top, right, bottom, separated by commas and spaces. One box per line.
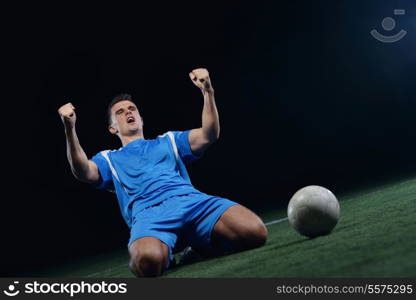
211, 205, 268, 252
128, 237, 170, 277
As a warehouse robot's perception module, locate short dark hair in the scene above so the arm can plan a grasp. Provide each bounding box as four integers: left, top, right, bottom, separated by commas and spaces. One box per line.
107, 93, 135, 125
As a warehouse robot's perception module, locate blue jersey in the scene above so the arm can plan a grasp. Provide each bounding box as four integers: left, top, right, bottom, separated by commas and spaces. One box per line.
91, 130, 201, 227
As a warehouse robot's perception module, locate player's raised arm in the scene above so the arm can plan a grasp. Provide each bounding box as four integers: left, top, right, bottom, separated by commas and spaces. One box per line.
58, 103, 100, 184
188, 68, 220, 155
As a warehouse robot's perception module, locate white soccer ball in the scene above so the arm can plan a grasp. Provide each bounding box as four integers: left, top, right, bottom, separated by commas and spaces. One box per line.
287, 185, 340, 238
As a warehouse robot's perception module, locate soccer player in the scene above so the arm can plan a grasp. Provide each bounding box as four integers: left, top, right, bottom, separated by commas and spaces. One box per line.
58, 68, 268, 277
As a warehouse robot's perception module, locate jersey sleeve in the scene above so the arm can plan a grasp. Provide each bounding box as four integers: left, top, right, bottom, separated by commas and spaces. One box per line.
172, 130, 202, 164
90, 152, 114, 191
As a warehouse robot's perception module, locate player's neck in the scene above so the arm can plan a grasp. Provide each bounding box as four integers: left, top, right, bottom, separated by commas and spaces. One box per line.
120, 133, 145, 147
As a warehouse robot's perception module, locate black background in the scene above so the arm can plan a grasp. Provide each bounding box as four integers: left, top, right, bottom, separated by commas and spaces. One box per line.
1, 0, 416, 276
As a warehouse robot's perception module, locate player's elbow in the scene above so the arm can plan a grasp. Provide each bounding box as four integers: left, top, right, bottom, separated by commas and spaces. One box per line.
213, 129, 220, 141
71, 160, 100, 184
206, 128, 220, 144
71, 168, 97, 184
72, 170, 89, 183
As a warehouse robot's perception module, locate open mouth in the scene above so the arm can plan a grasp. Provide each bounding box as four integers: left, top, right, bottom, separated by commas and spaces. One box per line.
127, 116, 135, 124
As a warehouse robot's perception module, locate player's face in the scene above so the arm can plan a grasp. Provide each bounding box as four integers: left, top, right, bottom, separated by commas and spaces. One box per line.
110, 100, 143, 135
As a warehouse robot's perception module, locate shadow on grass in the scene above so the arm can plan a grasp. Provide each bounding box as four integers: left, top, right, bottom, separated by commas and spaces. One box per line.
264, 238, 310, 252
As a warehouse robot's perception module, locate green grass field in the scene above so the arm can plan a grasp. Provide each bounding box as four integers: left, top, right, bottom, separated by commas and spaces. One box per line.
40, 177, 416, 277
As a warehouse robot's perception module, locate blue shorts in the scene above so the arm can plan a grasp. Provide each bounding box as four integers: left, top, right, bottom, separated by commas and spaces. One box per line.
128, 192, 238, 261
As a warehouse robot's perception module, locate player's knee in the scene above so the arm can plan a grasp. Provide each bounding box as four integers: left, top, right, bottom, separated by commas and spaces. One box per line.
129, 258, 140, 277
139, 250, 166, 277
129, 247, 166, 277
242, 221, 268, 249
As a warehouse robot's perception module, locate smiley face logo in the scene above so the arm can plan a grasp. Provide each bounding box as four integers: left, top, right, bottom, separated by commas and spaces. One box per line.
371, 9, 407, 43
3, 281, 20, 297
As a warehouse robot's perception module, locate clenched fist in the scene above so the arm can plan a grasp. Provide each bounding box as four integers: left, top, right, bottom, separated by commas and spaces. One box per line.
189, 68, 214, 93
58, 102, 76, 128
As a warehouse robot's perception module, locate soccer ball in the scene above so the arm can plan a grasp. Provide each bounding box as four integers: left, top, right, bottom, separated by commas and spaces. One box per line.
287, 185, 340, 238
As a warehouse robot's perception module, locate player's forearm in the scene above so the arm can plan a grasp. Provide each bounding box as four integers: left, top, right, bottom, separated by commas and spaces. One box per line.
64, 126, 92, 180
201, 89, 220, 142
